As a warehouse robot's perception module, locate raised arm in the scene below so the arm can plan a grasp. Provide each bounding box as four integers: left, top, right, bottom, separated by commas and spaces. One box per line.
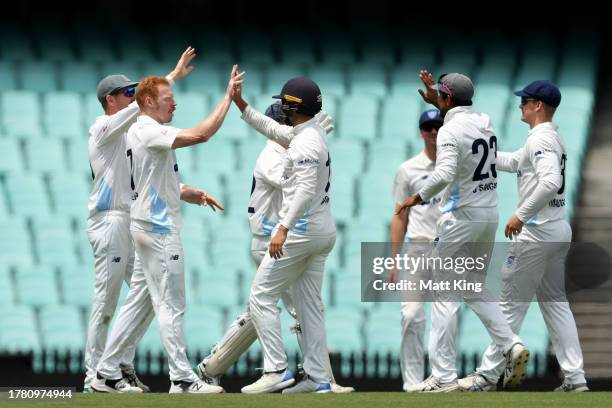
172, 65, 244, 149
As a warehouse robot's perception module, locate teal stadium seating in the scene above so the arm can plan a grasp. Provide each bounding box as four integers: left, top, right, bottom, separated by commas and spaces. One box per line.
0, 26, 598, 376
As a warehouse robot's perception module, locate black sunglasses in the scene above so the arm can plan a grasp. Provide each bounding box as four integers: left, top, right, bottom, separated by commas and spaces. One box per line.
520, 97, 538, 106
420, 123, 442, 132
112, 86, 136, 98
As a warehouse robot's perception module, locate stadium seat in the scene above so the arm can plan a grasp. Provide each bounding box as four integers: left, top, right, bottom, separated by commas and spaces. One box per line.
309, 64, 348, 98
0, 30, 35, 61
329, 167, 357, 224
83, 92, 103, 131
43, 92, 83, 140
236, 31, 275, 65
194, 274, 241, 308
0, 266, 15, 305
4, 173, 52, 216
171, 92, 210, 129
359, 34, 396, 66
397, 34, 437, 69
0, 139, 24, 173
116, 29, 156, 63
380, 94, 423, 139
99, 62, 142, 84
48, 172, 90, 219
338, 95, 379, 140
60, 265, 94, 308
473, 83, 511, 130
237, 138, 268, 173
39, 305, 84, 352
181, 62, 225, 95
265, 65, 307, 95
0, 218, 34, 268
356, 172, 396, 221
368, 141, 412, 179
278, 32, 316, 65
36, 30, 76, 61
66, 138, 91, 178
349, 64, 388, 97
1, 91, 43, 139
24, 138, 67, 173
0, 61, 18, 91
319, 30, 356, 65
31, 216, 79, 268
75, 30, 116, 63
184, 307, 225, 354
198, 31, 235, 64
21, 61, 59, 93
325, 306, 364, 352
15, 266, 60, 307
0, 305, 41, 353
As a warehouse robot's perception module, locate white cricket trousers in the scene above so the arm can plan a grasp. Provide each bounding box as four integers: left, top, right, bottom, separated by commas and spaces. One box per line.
97, 230, 197, 382
249, 232, 336, 383
429, 207, 521, 383
84, 211, 136, 386
476, 220, 586, 384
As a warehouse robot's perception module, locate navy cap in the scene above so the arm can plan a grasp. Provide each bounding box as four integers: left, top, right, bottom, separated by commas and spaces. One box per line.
419, 109, 444, 128
514, 80, 561, 108
273, 76, 322, 116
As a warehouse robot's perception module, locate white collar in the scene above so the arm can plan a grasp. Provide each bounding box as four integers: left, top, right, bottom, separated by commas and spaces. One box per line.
443, 106, 473, 124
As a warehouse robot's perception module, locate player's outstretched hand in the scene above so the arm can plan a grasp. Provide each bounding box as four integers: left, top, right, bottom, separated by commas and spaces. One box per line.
395, 194, 423, 215
504, 214, 523, 240
226, 64, 245, 99
204, 193, 224, 212
418, 70, 439, 106
315, 111, 334, 135
170, 46, 196, 81
269, 226, 288, 259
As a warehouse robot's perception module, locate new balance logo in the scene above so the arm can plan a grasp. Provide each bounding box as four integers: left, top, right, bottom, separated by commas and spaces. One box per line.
170, 255, 180, 261
112, 257, 121, 263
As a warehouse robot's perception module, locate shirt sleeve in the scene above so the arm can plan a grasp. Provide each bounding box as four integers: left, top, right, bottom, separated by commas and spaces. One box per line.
419, 128, 458, 200
241, 105, 295, 145
93, 102, 140, 147
279, 138, 318, 231
392, 166, 411, 205
515, 136, 564, 223
257, 148, 285, 189
142, 124, 182, 150
496, 149, 522, 173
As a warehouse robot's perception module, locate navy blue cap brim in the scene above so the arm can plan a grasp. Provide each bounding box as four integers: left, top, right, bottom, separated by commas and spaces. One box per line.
514, 89, 531, 97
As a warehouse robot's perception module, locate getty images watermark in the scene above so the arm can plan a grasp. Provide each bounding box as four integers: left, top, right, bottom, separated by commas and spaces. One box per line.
360, 242, 612, 303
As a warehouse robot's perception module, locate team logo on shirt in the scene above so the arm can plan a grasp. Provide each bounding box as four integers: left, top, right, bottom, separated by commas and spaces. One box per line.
170, 255, 180, 261
506, 256, 515, 268
112, 257, 121, 263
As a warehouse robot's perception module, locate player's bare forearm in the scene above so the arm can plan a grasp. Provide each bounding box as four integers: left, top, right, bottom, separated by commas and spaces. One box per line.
390, 209, 409, 256
234, 95, 248, 112
172, 95, 232, 149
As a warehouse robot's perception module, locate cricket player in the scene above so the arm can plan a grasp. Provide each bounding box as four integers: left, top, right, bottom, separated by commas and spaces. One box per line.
390, 109, 460, 390
92, 66, 242, 394
230, 77, 336, 394
84, 47, 195, 393
195, 102, 353, 393
458, 80, 588, 392
397, 72, 529, 392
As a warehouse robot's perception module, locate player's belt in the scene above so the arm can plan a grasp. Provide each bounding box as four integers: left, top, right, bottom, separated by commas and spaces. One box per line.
248, 207, 255, 214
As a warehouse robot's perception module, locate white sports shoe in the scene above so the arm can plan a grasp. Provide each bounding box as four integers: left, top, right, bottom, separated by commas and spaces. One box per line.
554, 380, 589, 392
331, 383, 355, 393
196, 362, 221, 386
90, 375, 143, 393
503, 343, 530, 389
169, 379, 224, 394
241, 369, 295, 394
405, 375, 458, 393
282, 377, 331, 394
457, 373, 496, 392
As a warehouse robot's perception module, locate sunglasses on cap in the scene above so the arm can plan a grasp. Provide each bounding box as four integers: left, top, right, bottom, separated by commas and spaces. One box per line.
112, 86, 136, 98
420, 123, 442, 132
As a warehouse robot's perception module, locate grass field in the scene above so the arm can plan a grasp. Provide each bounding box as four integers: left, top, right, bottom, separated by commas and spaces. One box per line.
4, 392, 611, 408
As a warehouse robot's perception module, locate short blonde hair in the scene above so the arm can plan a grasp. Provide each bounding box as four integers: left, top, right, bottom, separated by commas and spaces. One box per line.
136, 76, 170, 108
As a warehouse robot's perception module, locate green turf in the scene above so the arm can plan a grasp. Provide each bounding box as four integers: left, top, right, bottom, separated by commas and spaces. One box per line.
4, 392, 612, 408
